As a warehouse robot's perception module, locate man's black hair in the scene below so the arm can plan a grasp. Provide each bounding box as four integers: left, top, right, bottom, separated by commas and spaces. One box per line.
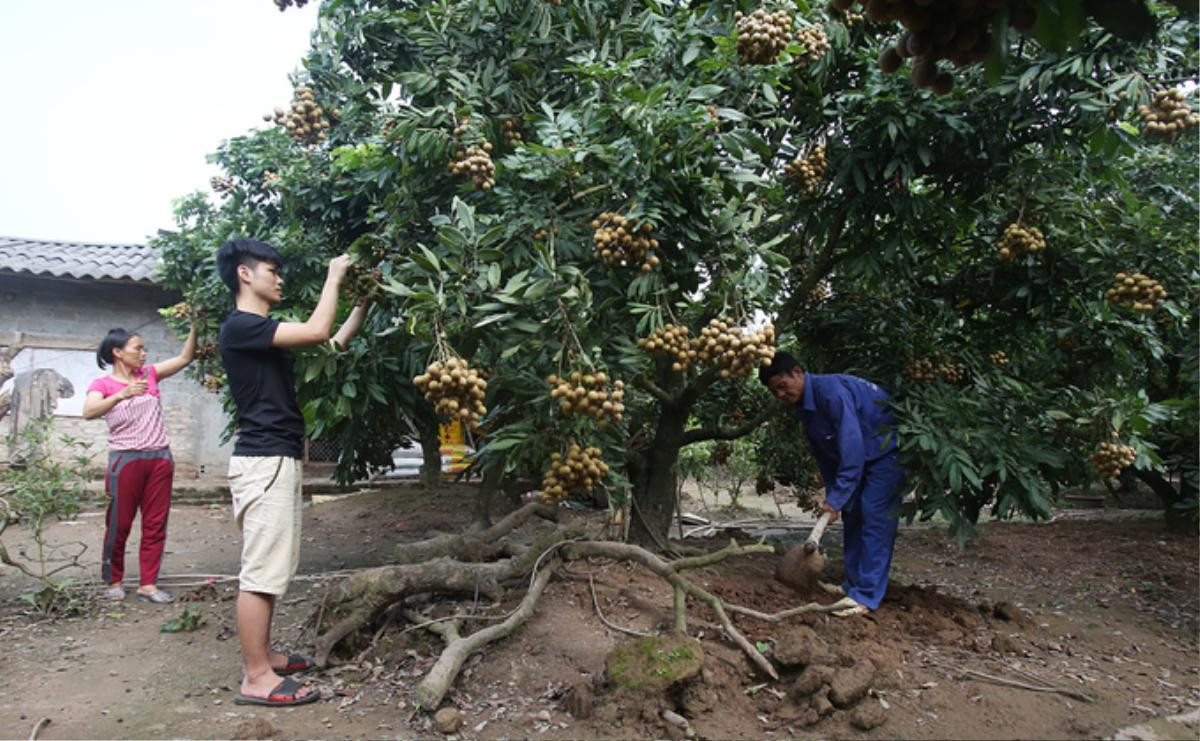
758, 351, 802, 386
97, 328, 138, 370
216, 238, 285, 296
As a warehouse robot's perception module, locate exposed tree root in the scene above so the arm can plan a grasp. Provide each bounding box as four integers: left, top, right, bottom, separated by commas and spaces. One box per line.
314, 514, 797, 710
392, 501, 557, 564
563, 539, 780, 680
410, 559, 558, 709
312, 519, 578, 666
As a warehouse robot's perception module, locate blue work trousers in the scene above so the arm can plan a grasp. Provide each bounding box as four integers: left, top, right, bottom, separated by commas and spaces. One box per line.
839, 453, 905, 610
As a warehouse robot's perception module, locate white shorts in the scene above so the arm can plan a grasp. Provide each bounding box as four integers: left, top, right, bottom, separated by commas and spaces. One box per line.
228, 455, 303, 596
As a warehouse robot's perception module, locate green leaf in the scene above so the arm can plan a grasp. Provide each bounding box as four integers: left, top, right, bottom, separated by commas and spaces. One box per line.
687, 84, 725, 101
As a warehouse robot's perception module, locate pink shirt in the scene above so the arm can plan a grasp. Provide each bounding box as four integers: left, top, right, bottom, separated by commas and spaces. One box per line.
87, 365, 170, 451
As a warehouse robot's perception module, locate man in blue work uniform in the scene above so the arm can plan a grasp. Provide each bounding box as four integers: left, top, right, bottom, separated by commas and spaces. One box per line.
759, 351, 905, 617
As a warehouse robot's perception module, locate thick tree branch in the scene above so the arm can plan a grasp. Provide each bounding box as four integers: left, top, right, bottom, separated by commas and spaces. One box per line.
681, 405, 777, 446
634, 375, 673, 405
776, 203, 850, 330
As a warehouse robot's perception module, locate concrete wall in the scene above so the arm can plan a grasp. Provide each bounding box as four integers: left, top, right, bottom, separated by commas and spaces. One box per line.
0, 273, 233, 478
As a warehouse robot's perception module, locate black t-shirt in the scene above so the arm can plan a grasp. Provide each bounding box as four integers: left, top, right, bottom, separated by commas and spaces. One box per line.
218, 310, 305, 458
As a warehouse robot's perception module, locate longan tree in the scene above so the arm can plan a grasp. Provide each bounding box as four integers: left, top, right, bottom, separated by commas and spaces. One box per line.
157, 0, 1198, 546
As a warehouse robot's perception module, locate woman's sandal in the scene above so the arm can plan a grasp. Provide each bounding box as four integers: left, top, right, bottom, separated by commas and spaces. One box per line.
136, 588, 174, 604
103, 585, 126, 600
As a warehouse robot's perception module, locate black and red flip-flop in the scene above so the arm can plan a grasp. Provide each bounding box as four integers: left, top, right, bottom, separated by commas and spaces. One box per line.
275, 654, 316, 676
233, 677, 320, 707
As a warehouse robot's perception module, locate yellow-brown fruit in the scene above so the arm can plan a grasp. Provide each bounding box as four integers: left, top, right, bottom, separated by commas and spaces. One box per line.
697, 319, 776, 378
995, 222, 1046, 262
784, 144, 827, 197
904, 356, 965, 384
548, 372, 625, 425
414, 357, 488, 427
1139, 88, 1200, 141
794, 26, 831, 66
448, 144, 496, 191
735, 8, 794, 65
1105, 272, 1167, 313
638, 324, 696, 372
266, 84, 332, 146
879, 46, 902, 74
989, 351, 1009, 366
540, 443, 610, 503
592, 211, 659, 271
1087, 442, 1136, 480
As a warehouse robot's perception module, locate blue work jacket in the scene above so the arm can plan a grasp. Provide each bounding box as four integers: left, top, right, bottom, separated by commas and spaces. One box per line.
793, 373, 899, 511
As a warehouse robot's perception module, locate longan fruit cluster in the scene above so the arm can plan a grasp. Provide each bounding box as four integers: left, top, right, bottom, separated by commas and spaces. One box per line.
904, 357, 965, 383
1088, 442, 1136, 480
541, 443, 609, 503
638, 324, 698, 372
344, 265, 382, 304
194, 343, 217, 362
794, 26, 831, 66
866, 0, 1038, 95
1106, 273, 1167, 312
501, 117, 524, 146
265, 86, 334, 147
202, 372, 226, 393
785, 145, 827, 196
697, 320, 776, 379
1139, 89, 1199, 140
448, 144, 496, 191
807, 279, 832, 305
592, 212, 660, 272
830, 0, 864, 24
263, 171, 280, 189
989, 351, 1009, 366
165, 302, 193, 321
210, 175, 235, 196
413, 357, 488, 425
547, 372, 626, 427
996, 222, 1045, 261
735, 8, 794, 65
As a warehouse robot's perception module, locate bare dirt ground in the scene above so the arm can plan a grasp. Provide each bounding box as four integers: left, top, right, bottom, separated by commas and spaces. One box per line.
0, 482, 1197, 740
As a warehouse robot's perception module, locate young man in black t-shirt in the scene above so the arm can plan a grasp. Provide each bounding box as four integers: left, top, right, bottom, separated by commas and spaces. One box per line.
216, 238, 366, 706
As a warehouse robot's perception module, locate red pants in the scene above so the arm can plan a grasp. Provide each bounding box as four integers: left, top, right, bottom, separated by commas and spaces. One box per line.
101, 450, 173, 586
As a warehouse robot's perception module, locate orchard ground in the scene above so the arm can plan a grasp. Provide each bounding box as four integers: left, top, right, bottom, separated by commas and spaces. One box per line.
0, 481, 1197, 740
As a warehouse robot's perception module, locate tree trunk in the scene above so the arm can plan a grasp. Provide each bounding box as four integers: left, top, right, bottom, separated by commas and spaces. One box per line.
417, 413, 442, 488
473, 464, 503, 530
627, 403, 689, 548
1133, 469, 1194, 534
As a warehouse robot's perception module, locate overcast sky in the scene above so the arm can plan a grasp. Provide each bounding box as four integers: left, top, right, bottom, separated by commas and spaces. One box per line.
0, 1, 320, 245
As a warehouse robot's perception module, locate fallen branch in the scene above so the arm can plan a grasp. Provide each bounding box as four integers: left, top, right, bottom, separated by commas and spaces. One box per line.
413, 558, 558, 709
956, 667, 1096, 703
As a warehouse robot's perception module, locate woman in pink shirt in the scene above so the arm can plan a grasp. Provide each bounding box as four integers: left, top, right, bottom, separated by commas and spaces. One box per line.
84, 323, 196, 603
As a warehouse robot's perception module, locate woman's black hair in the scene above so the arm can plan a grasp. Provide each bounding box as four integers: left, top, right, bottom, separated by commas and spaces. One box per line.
97, 328, 138, 370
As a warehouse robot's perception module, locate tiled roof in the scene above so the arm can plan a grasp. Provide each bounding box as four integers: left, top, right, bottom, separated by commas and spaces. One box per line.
0, 236, 160, 284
